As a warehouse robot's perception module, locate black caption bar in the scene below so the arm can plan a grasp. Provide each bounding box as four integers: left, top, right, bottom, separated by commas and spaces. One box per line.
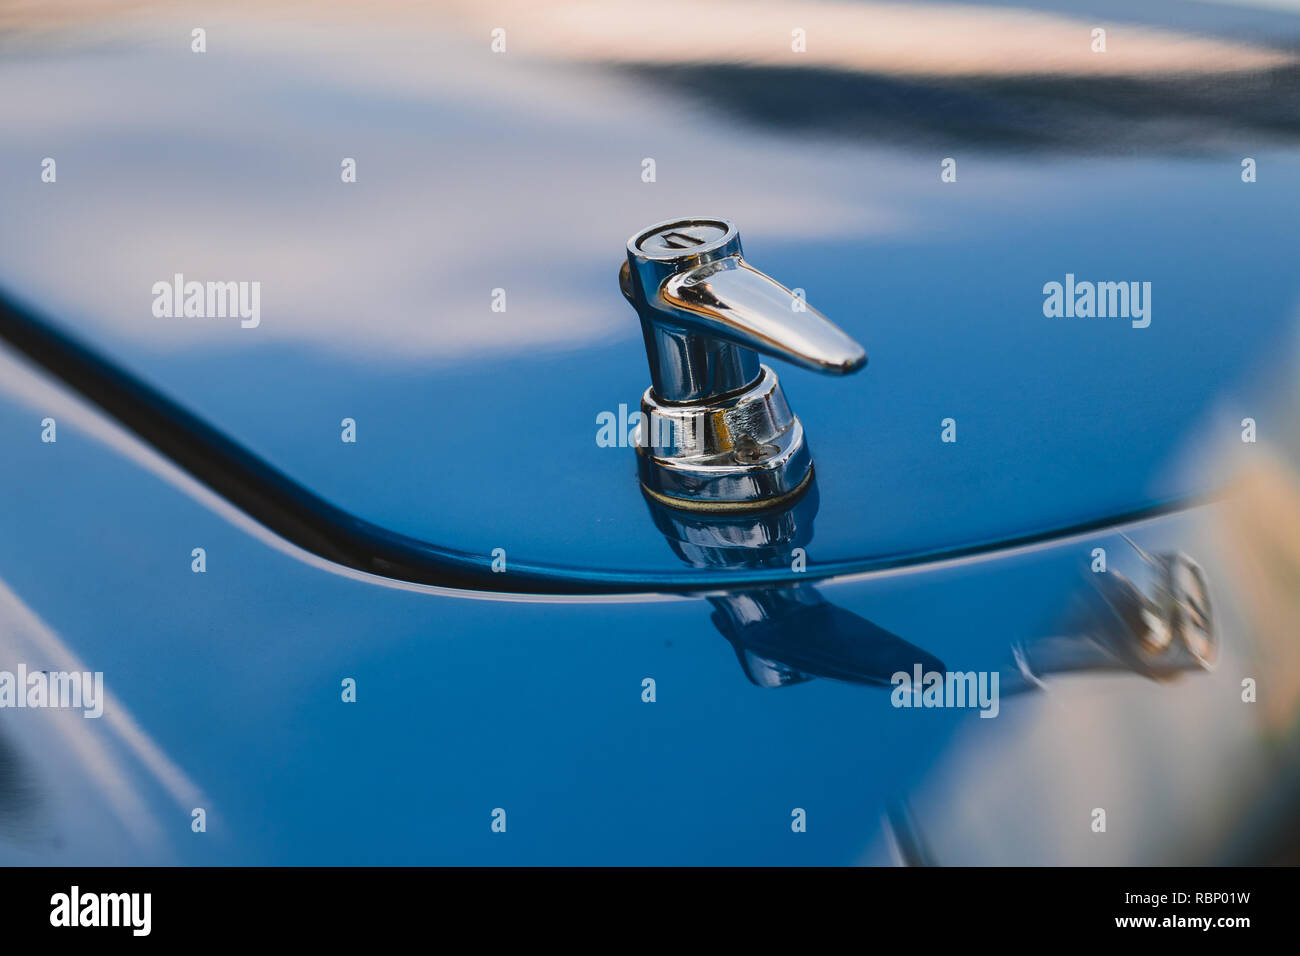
0, 865, 1285, 942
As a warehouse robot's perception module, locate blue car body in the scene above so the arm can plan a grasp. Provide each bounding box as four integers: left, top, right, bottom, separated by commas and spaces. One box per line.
1, 0, 1298, 865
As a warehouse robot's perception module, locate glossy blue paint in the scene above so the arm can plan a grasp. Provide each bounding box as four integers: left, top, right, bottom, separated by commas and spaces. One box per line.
0, 0, 1297, 867
0, 7, 1296, 582
0, 357, 1280, 864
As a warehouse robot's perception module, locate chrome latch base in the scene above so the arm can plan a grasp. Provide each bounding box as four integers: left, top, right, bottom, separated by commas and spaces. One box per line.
636, 365, 814, 511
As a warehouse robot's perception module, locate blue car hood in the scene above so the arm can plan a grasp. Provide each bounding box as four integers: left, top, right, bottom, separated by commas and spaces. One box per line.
1, 1, 1298, 587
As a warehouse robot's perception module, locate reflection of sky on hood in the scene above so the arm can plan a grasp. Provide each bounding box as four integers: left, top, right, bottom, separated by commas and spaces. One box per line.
0, 20, 905, 361
2, 3, 1299, 360
1, 5, 1299, 577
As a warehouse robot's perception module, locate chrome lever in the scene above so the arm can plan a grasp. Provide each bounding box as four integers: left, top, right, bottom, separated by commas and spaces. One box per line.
619, 217, 866, 511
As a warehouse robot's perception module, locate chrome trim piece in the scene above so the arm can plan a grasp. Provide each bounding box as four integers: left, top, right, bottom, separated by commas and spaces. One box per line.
620, 217, 866, 510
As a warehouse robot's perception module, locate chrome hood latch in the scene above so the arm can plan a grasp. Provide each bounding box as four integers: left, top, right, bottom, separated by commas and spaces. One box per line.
619, 217, 867, 511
